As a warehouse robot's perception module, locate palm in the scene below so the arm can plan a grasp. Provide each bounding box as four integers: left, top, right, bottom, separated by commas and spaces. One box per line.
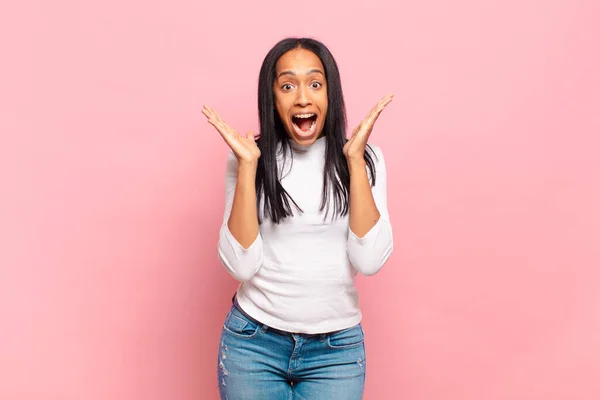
344, 94, 393, 161
202, 105, 260, 163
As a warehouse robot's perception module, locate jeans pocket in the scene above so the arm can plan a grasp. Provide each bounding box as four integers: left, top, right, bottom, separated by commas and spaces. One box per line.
222, 306, 260, 339
327, 324, 364, 349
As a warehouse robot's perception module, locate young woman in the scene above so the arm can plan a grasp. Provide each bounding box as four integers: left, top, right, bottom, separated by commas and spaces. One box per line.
202, 37, 394, 400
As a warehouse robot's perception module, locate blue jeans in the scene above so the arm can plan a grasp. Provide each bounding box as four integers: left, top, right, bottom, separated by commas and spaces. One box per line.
217, 299, 366, 399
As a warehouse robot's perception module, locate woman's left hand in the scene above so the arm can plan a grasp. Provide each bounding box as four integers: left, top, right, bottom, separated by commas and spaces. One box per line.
343, 93, 393, 163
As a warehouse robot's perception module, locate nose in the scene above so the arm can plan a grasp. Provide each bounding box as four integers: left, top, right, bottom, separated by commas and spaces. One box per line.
294, 86, 312, 107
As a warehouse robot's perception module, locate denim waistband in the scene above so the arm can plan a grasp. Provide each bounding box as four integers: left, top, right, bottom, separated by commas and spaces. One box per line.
231, 294, 265, 327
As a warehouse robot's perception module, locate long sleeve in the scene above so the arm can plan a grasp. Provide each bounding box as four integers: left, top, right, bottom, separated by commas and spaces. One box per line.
347, 145, 394, 276
217, 150, 264, 282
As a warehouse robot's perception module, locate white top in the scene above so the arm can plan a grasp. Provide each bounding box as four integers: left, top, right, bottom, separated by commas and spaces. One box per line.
217, 136, 393, 334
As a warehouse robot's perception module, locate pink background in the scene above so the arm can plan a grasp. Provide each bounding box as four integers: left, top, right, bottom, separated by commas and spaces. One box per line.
1, 0, 599, 399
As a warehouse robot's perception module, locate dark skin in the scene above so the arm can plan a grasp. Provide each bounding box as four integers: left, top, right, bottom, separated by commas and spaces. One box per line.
202, 48, 393, 242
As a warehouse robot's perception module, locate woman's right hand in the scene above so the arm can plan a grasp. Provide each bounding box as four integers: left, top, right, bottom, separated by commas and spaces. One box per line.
202, 105, 261, 165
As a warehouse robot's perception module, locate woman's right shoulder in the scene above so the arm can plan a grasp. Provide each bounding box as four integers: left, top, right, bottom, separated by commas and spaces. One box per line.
225, 149, 238, 164
224, 149, 239, 176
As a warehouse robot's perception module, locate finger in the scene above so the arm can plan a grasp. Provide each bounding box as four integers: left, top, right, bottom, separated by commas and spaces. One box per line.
202, 105, 217, 119
207, 118, 233, 140
374, 94, 393, 112
379, 94, 393, 109
203, 104, 216, 115
203, 109, 225, 130
203, 105, 226, 126
201, 106, 213, 119
205, 112, 230, 133
362, 95, 391, 121
366, 95, 393, 123
370, 94, 393, 115
208, 107, 226, 125
215, 120, 234, 137
245, 131, 255, 141
206, 118, 226, 135
379, 93, 394, 104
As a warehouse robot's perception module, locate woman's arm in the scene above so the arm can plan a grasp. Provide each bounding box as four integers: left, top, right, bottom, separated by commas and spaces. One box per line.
217, 152, 264, 282
227, 160, 260, 249
348, 157, 380, 237
202, 105, 264, 281
343, 94, 395, 275
346, 146, 393, 276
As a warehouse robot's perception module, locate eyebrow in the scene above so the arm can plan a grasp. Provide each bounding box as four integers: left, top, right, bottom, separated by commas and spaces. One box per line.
277, 69, 324, 79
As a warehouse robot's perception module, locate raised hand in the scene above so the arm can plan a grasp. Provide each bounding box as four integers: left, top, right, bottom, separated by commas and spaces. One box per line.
202, 105, 261, 165
343, 94, 393, 163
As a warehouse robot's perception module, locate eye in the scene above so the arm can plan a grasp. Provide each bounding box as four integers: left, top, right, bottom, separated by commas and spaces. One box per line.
281, 83, 294, 91
310, 82, 322, 89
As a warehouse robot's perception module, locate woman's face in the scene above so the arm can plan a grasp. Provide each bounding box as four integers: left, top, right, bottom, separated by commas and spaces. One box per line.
273, 48, 328, 146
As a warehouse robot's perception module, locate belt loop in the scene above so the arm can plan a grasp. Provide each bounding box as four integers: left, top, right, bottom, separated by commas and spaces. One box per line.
261, 324, 268, 334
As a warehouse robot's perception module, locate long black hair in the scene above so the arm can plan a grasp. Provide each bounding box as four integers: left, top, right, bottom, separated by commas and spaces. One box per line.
256, 37, 377, 224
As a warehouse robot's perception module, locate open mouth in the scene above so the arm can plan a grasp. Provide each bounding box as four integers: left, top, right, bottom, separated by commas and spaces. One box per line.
291, 113, 318, 138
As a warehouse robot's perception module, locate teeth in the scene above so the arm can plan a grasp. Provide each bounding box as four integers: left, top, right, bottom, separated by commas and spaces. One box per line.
292, 119, 316, 137
293, 113, 315, 119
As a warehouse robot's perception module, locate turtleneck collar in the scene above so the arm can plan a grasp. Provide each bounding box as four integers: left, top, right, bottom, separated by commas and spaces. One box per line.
289, 135, 327, 153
